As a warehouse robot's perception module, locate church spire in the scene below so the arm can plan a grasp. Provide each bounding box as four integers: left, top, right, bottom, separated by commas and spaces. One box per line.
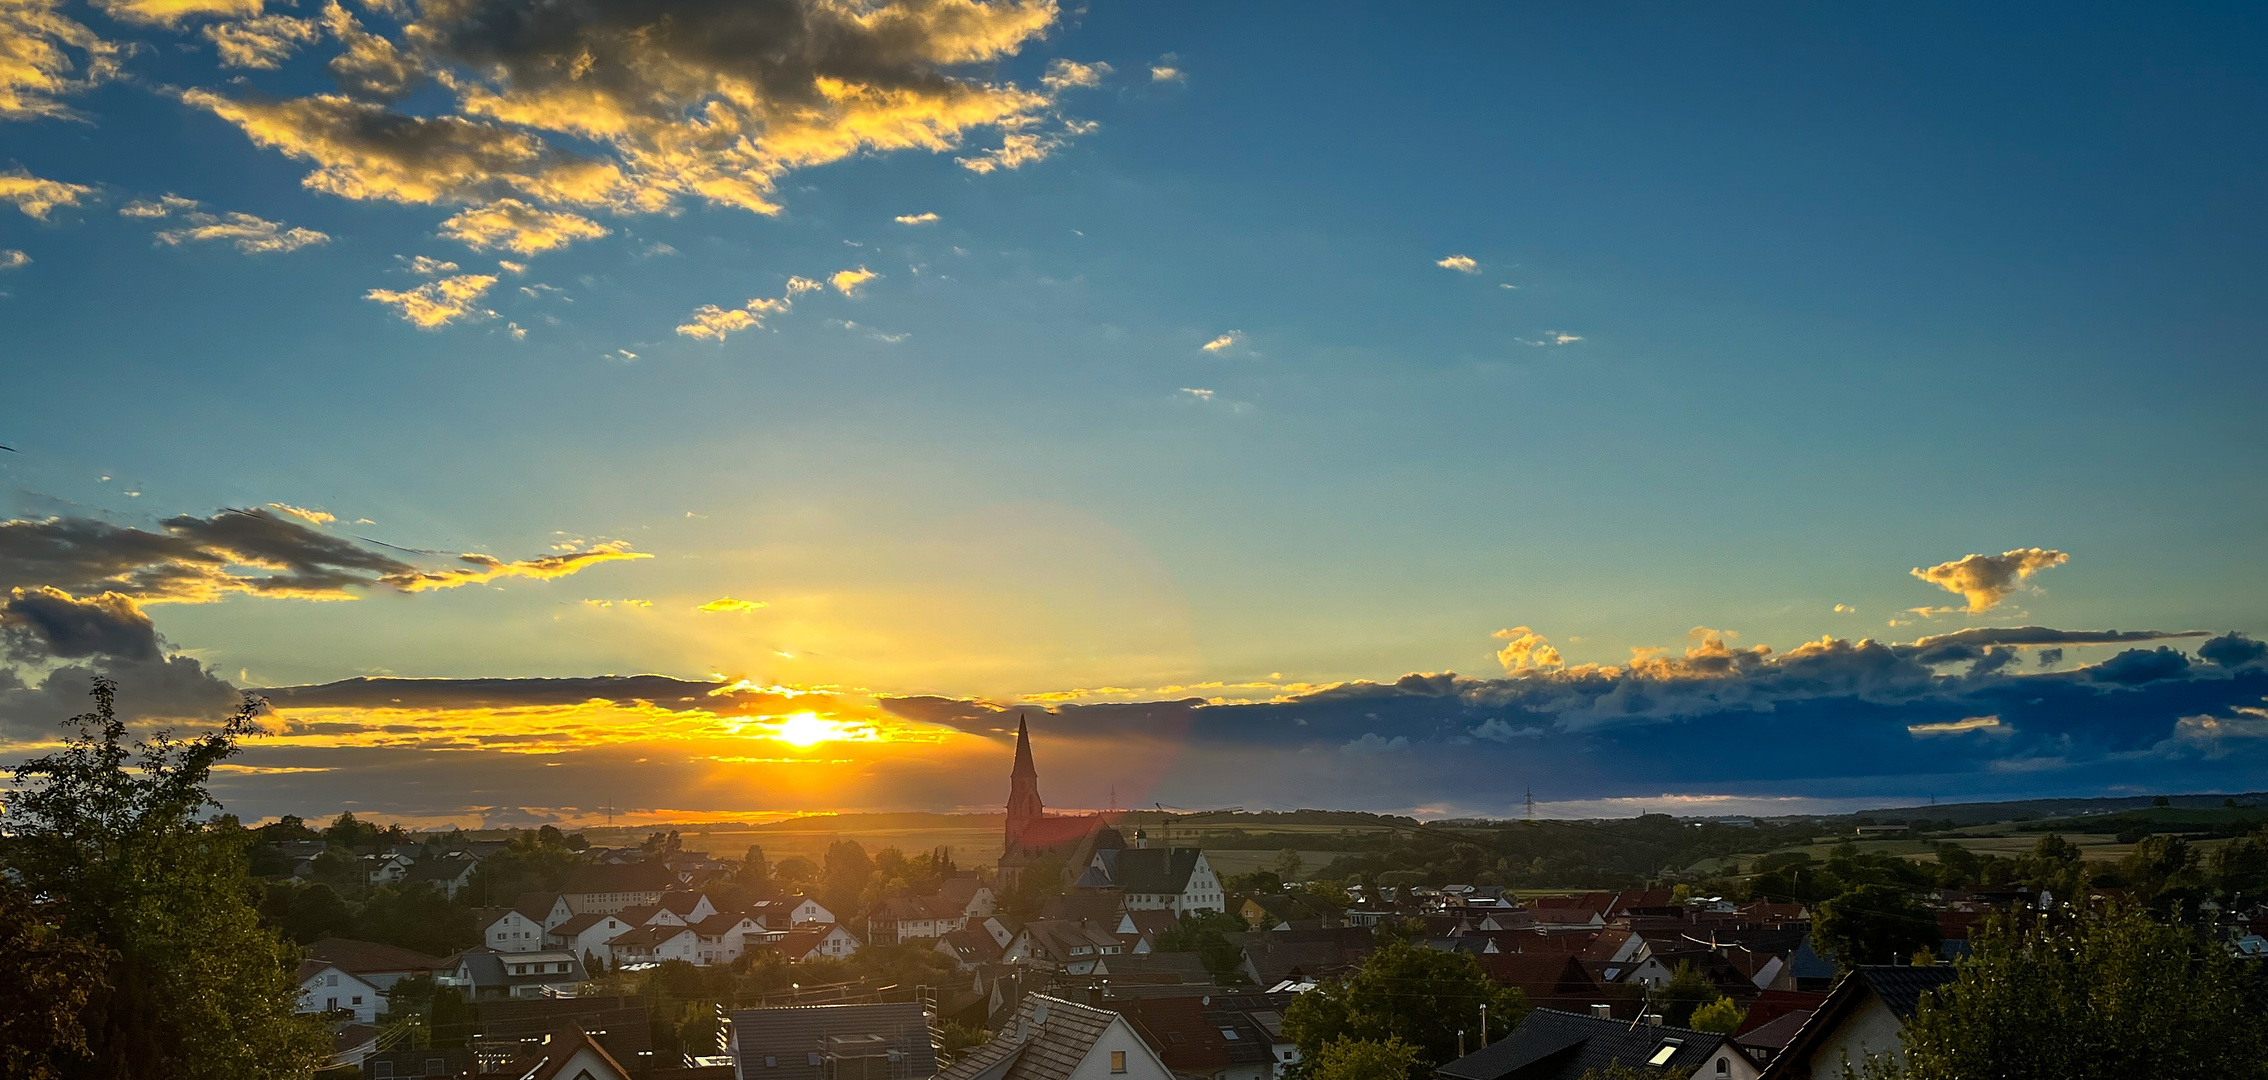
1005, 713, 1044, 852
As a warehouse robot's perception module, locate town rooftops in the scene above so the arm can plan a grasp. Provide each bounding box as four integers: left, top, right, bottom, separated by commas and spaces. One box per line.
728, 1002, 935, 1080
937, 994, 1134, 1080
609, 924, 697, 949
306, 937, 447, 975
1758, 966, 1957, 1080
1438, 1008, 1726, 1080
1092, 847, 1202, 895
550, 912, 623, 937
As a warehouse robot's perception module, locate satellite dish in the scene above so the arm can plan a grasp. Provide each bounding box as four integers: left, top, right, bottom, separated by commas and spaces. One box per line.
1033, 1002, 1051, 1027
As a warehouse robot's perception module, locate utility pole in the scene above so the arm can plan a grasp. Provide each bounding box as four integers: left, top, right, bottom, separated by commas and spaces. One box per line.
1480, 1002, 1489, 1048
1525, 788, 1534, 822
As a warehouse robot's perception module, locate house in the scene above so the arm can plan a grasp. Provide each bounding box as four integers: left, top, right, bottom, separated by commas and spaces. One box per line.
1004, 918, 1123, 975
767, 923, 860, 962
609, 923, 703, 967
297, 959, 385, 1024
1107, 996, 1232, 1078
690, 913, 768, 966
329, 1024, 380, 1073
1228, 927, 1376, 986
305, 938, 448, 993
364, 852, 415, 887
445, 948, 588, 1000
1240, 893, 1340, 931
479, 894, 565, 953
937, 876, 998, 918
561, 861, 681, 914
495, 1028, 635, 1080
1089, 950, 1213, 985
939, 994, 1178, 1080
728, 1002, 936, 1079
471, 994, 657, 1070
614, 903, 690, 929
1438, 1008, 1742, 1080
1076, 846, 1226, 915
1109, 908, 1182, 955
655, 891, 718, 923
1755, 966, 1957, 1080
867, 893, 968, 944
549, 912, 636, 966
360, 1045, 475, 1079
403, 853, 479, 898
938, 926, 1007, 970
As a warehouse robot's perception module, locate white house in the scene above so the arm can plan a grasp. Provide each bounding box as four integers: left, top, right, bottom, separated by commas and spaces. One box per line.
297, 960, 385, 1024
937, 995, 1175, 1080
1074, 847, 1225, 915
691, 914, 769, 966
479, 907, 551, 953
609, 924, 702, 967
1756, 967, 1957, 1080
614, 903, 690, 928
549, 912, 636, 963
789, 896, 834, 925
364, 852, 414, 887
772, 923, 860, 962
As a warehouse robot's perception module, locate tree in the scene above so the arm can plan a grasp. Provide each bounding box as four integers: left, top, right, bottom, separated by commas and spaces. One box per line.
1308, 1036, 1424, 1080
740, 845, 770, 885
1154, 910, 1249, 982
280, 883, 354, 943
1282, 938, 1524, 1073
1813, 883, 1937, 969
0, 878, 112, 1079
1275, 849, 1307, 881
4, 679, 328, 1079
1687, 995, 1744, 1034
821, 839, 872, 920
1851, 903, 2268, 1080
1656, 962, 1718, 1027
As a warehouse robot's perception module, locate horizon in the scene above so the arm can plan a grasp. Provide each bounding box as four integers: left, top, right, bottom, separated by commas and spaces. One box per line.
6, 1, 2268, 826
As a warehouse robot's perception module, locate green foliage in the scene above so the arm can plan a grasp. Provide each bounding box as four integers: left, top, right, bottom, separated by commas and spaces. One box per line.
280, 883, 354, 943
1575, 1063, 1678, 1080
1154, 909, 1249, 982
1687, 995, 1745, 1034
353, 882, 477, 956
1275, 849, 1306, 881
1282, 937, 1524, 1071
4, 679, 327, 1079
1813, 883, 1938, 969
464, 831, 589, 905
2212, 828, 2268, 898
1000, 855, 1066, 919
820, 839, 872, 918
1853, 903, 2268, 1080
1308, 1036, 1424, 1080
1655, 962, 1718, 1027
936, 1022, 990, 1067
0, 877, 112, 1080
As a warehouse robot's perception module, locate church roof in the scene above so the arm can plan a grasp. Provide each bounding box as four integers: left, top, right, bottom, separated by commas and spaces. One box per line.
1012, 716, 1037, 778
1011, 814, 1105, 851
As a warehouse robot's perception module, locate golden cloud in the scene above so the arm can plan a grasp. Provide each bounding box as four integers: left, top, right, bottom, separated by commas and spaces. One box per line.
267, 503, 336, 525
698, 597, 768, 613
365, 272, 497, 327
1493, 626, 1563, 672
1041, 58, 1110, 91
0, 249, 27, 269
0, 0, 123, 119
1911, 548, 2069, 614
438, 198, 609, 255
830, 266, 879, 296
1200, 331, 1242, 353
0, 170, 94, 219
676, 294, 793, 341
1437, 254, 1479, 273
894, 211, 940, 225
89, 0, 261, 26
153, 207, 330, 254
388, 541, 651, 592
202, 14, 320, 68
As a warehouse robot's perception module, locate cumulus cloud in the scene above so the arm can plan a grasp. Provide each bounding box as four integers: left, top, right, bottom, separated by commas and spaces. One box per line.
366, 272, 498, 327
0, 0, 123, 120
831, 266, 879, 295
1150, 64, 1183, 83
153, 208, 330, 254
0, 508, 645, 604
1911, 547, 2069, 613
267, 503, 336, 525
2, 587, 159, 661
438, 198, 610, 255
1040, 59, 1110, 90
1492, 626, 1561, 672
2200, 632, 2266, 668
1200, 331, 1242, 353
894, 211, 939, 225
1340, 733, 1409, 755
2089, 646, 2191, 685
203, 14, 321, 68
0, 170, 93, 218
676, 289, 795, 340
697, 597, 767, 613
1178, 387, 1214, 400
1436, 254, 1479, 273
184, 0, 1085, 270
0, 249, 26, 269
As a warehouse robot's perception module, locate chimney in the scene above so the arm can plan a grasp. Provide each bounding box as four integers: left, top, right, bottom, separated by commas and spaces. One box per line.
1642, 1013, 1664, 1026
1589, 1004, 1612, 1020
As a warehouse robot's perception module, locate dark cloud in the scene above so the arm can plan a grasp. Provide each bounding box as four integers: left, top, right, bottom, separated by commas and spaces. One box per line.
260, 674, 734, 709
1902, 626, 2203, 665
2200, 632, 2267, 668
2, 587, 159, 661
2089, 647, 2192, 685
2038, 648, 2064, 667
0, 508, 645, 602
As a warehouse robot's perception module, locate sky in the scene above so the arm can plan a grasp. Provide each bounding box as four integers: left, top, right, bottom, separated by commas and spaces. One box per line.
2, 0, 2266, 827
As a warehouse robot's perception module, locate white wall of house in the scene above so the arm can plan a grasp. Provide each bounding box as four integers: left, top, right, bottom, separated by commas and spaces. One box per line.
1796, 999, 1906, 1080
1690, 1043, 1762, 1080
298, 965, 384, 1025
696, 919, 765, 965
611, 929, 701, 967
1064, 1015, 1176, 1080
790, 898, 833, 924
552, 916, 632, 961
484, 910, 548, 953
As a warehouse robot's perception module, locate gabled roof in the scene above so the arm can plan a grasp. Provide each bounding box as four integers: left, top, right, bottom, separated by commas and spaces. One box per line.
871, 894, 954, 921
513, 1028, 634, 1080
655, 891, 710, 916
1437, 1008, 1725, 1080
1788, 935, 1837, 981
1110, 996, 1229, 1073
730, 1002, 935, 1080
1096, 847, 1202, 895
608, 924, 697, 949
773, 923, 852, 957
514, 892, 561, 921
1758, 966, 1956, 1080
691, 913, 762, 936
1021, 918, 1120, 960
454, 949, 587, 988
1011, 814, 1108, 850
937, 876, 991, 908
403, 855, 477, 885
937, 994, 1138, 1080
940, 926, 1005, 964
1040, 890, 1124, 925
306, 937, 446, 975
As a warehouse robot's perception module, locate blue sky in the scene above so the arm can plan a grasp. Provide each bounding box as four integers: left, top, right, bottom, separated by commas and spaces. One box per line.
2, 1, 2265, 822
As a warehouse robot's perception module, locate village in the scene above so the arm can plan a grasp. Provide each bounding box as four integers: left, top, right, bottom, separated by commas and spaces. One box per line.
267, 720, 2268, 1080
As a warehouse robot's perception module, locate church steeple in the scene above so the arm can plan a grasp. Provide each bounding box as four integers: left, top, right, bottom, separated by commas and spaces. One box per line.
1005, 714, 1044, 852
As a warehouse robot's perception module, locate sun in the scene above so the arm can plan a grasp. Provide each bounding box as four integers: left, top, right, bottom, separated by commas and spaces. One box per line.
771, 712, 841, 748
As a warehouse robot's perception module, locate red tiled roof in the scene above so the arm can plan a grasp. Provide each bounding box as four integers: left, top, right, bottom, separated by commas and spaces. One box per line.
306, 937, 446, 975
1011, 814, 1105, 849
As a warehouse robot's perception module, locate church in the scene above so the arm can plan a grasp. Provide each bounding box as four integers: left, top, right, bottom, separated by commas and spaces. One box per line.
997, 716, 1122, 890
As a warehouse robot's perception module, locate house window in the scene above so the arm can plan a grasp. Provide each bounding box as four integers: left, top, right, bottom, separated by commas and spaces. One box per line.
352, 996, 363, 1006
1110, 1050, 1127, 1074
764, 1056, 777, 1068
426, 1058, 446, 1075
371, 1064, 395, 1079
1716, 1058, 1730, 1075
